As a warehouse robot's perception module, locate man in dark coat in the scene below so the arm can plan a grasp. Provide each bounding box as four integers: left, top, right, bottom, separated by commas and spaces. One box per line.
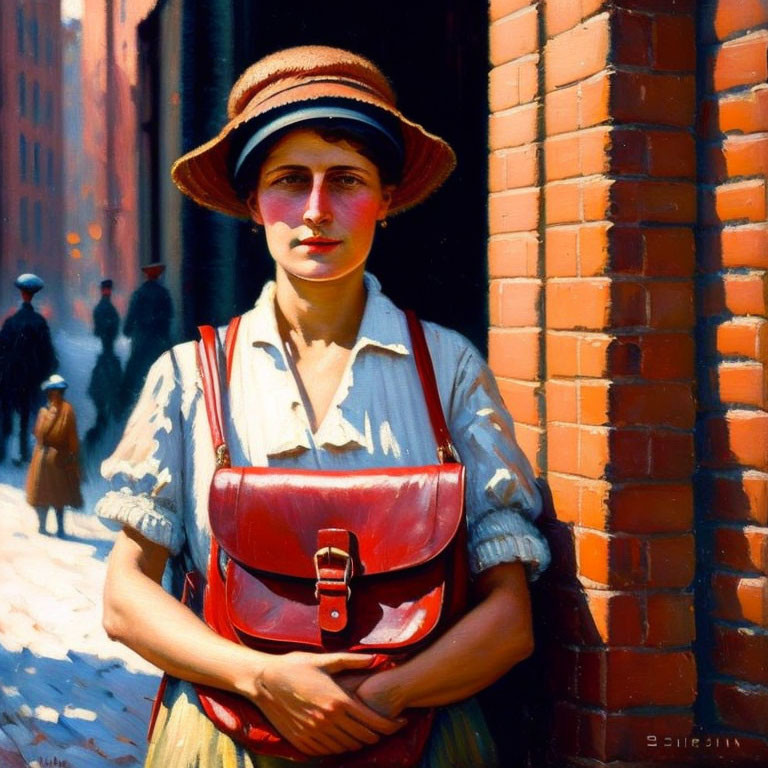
120, 263, 173, 414
0, 274, 58, 464
86, 279, 123, 446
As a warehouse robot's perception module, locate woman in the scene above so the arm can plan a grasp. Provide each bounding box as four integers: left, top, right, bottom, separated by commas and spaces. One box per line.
99, 46, 550, 767
26, 374, 82, 537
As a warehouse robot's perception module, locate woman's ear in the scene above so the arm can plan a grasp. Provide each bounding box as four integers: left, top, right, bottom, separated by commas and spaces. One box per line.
378, 185, 395, 220
246, 190, 263, 224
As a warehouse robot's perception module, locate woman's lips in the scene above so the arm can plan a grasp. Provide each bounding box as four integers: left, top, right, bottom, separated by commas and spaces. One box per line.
299, 237, 342, 252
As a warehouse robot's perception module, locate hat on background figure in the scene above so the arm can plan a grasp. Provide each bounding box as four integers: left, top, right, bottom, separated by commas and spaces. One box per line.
100, 279, 113, 290
141, 263, 165, 280
14, 274, 44, 294
41, 374, 68, 391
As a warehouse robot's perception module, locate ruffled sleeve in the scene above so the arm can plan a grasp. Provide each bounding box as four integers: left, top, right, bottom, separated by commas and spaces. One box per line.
95, 350, 186, 555
447, 342, 551, 580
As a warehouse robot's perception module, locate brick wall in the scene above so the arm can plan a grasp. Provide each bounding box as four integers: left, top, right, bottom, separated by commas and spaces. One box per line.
489, 0, 768, 764
698, 0, 768, 748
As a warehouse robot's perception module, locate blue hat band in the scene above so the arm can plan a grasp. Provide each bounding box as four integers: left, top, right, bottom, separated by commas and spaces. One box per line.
233, 104, 404, 182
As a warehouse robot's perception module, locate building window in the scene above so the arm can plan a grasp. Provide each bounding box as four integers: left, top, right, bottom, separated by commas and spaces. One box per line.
33, 142, 41, 185
16, 8, 24, 54
33, 201, 42, 250
30, 17, 39, 62
45, 92, 53, 126
32, 81, 40, 123
47, 149, 54, 190
19, 134, 27, 181
18, 72, 26, 117
20, 198, 29, 245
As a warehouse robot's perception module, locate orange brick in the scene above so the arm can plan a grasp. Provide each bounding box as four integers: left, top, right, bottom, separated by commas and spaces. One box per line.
720, 226, 768, 270
545, 14, 610, 90
716, 318, 768, 360
643, 228, 695, 278
545, 180, 582, 224
545, 83, 580, 135
701, 411, 768, 471
647, 131, 696, 178
711, 0, 768, 41
581, 379, 610, 425
488, 233, 539, 277
497, 377, 540, 425
611, 381, 695, 429
605, 650, 697, 708
544, 0, 606, 37
723, 273, 768, 316
488, 327, 541, 380
613, 71, 695, 127
490, 56, 539, 111
610, 282, 647, 327
579, 71, 611, 128
579, 223, 610, 276
576, 529, 645, 587
609, 428, 651, 479
712, 572, 768, 626
546, 378, 578, 423
579, 334, 613, 376
711, 178, 767, 226
715, 134, 768, 180
650, 430, 696, 479
647, 535, 696, 588
713, 624, 768, 686
707, 473, 768, 526
715, 527, 768, 574
603, 484, 694, 534
718, 362, 767, 408
710, 32, 768, 92
489, 103, 538, 150
490, 6, 539, 65
640, 333, 695, 380
546, 226, 579, 277
489, 188, 539, 234
546, 134, 582, 181
489, 278, 541, 327
548, 423, 609, 478
547, 279, 611, 330
546, 332, 580, 376
646, 592, 696, 646
611, 180, 697, 224
717, 88, 768, 134
514, 421, 543, 472
613, 8, 653, 68
647, 281, 695, 330
653, 14, 696, 71
585, 589, 644, 645
505, 144, 539, 188
714, 682, 768, 736
489, 0, 533, 23
582, 178, 612, 220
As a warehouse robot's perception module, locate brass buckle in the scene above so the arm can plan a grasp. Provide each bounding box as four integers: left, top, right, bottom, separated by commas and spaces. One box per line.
314, 546, 352, 599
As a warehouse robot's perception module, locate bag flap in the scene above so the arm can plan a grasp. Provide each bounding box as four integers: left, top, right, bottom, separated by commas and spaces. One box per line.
209, 464, 465, 578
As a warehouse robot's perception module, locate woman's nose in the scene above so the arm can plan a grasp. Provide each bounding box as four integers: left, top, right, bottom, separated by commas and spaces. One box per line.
303, 176, 333, 228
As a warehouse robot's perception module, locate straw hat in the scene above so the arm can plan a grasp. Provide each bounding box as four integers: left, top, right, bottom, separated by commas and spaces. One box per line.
41, 374, 68, 391
171, 46, 456, 218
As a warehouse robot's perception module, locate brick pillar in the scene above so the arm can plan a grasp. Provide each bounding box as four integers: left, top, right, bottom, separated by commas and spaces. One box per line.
698, 0, 768, 747
489, 1, 701, 763
488, 0, 543, 471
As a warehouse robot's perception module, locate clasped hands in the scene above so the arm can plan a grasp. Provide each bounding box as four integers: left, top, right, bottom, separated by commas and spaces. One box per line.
247, 650, 406, 757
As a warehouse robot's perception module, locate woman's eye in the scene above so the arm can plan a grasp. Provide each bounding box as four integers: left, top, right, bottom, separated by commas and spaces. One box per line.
332, 174, 364, 188
273, 173, 309, 186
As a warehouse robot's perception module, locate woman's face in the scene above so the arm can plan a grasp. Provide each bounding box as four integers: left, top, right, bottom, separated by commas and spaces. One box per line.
247, 129, 392, 283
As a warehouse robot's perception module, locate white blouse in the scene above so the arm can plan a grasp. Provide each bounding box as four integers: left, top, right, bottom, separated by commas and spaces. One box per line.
96, 273, 550, 580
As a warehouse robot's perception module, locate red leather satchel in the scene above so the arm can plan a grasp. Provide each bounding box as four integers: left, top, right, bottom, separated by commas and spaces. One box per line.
152, 311, 468, 767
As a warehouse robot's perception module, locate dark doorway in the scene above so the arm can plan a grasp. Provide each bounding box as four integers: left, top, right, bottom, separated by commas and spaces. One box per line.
218, 0, 490, 351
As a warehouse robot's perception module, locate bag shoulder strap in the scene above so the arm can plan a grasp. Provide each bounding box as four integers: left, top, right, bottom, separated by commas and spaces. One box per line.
196, 310, 458, 468
196, 317, 240, 469
404, 310, 458, 464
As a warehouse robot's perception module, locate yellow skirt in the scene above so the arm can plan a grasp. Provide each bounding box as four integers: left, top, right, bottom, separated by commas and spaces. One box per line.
145, 679, 498, 768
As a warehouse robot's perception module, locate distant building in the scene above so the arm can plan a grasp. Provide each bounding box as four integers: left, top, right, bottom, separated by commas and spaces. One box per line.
0, 0, 65, 320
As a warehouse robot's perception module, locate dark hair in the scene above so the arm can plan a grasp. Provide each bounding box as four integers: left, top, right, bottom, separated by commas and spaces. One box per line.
229, 107, 404, 199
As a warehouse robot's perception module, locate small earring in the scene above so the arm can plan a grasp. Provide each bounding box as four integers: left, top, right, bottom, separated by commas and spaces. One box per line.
251, 224, 260, 234
380, 219, 388, 229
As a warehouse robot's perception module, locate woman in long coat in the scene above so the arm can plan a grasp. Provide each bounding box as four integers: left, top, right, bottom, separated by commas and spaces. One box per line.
26, 374, 83, 537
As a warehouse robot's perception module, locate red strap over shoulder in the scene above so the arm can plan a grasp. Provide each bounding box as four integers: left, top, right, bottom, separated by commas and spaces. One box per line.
405, 310, 459, 464
196, 317, 241, 469
197, 311, 457, 467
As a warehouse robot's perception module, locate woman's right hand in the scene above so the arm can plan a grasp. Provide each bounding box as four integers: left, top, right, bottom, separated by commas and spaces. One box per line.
247, 651, 405, 756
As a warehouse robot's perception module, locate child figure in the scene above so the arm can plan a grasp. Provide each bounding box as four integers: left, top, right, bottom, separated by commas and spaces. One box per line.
26, 375, 83, 537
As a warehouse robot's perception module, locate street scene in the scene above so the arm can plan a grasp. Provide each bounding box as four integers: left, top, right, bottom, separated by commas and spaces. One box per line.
0, 330, 160, 768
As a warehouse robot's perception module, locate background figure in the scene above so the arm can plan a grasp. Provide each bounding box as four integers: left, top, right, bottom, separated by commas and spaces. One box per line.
120, 262, 173, 414
26, 374, 83, 538
86, 279, 123, 449
0, 274, 58, 465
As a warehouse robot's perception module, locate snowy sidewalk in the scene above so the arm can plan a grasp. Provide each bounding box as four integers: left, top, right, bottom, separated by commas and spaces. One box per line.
0, 479, 160, 768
